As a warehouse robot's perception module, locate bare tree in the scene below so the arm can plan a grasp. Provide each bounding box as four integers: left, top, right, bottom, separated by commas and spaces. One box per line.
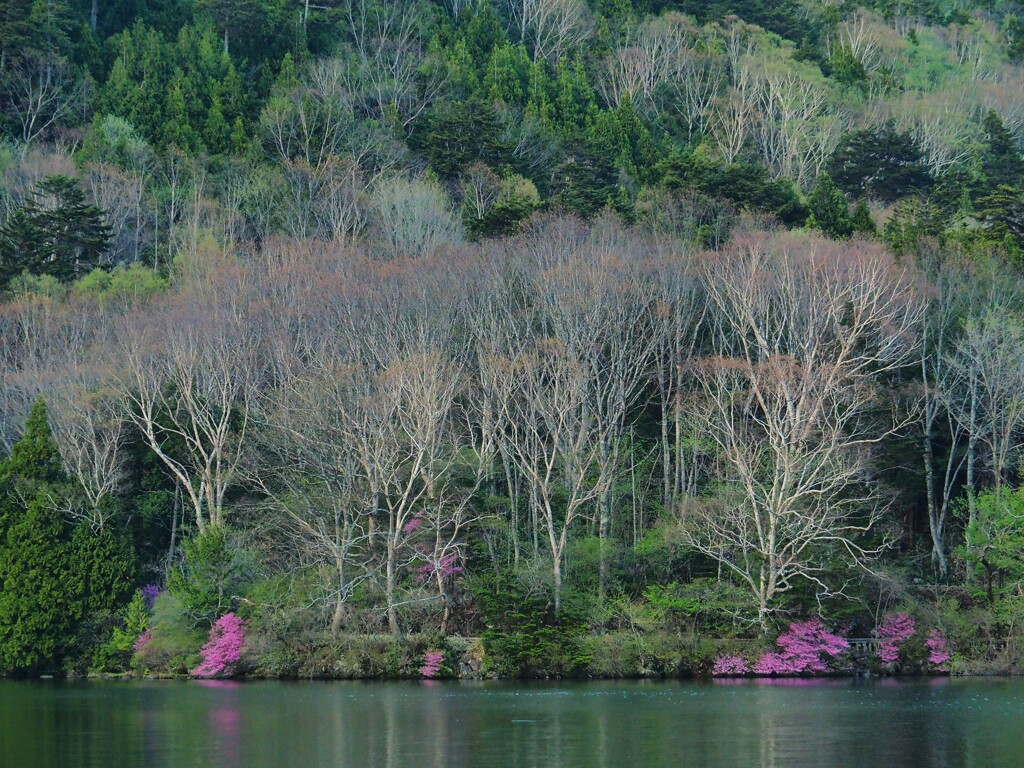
114, 282, 263, 531
47, 369, 127, 531
2, 56, 86, 145
679, 233, 923, 628
370, 175, 463, 258
343, 0, 446, 126
507, 0, 593, 63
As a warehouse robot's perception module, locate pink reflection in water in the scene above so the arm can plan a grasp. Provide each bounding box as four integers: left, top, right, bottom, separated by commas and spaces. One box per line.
195, 680, 243, 690
197, 680, 243, 768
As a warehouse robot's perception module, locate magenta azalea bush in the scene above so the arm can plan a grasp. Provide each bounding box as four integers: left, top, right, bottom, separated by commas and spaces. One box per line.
753, 618, 849, 675
876, 612, 915, 665
712, 655, 750, 676
191, 613, 246, 679
420, 649, 445, 678
925, 629, 951, 670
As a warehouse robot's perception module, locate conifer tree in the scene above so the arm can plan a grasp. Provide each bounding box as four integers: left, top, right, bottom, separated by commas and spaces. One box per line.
851, 198, 876, 235
808, 173, 853, 239
0, 399, 78, 674
0, 175, 111, 288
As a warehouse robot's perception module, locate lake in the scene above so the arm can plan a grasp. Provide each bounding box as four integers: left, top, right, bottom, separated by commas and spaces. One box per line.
1, 677, 1021, 767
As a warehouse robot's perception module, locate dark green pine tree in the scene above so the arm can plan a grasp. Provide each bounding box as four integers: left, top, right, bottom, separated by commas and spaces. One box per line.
411, 97, 506, 178
808, 173, 853, 239
976, 185, 1024, 253
851, 198, 877, 235
0, 208, 44, 292
0, 399, 135, 675
0, 399, 79, 675
828, 122, 932, 203
981, 110, 1024, 189
71, 523, 135, 615
0, 175, 112, 287
0, 397, 66, 519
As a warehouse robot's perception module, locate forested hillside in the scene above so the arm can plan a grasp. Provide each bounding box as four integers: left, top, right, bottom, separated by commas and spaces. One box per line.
2, 0, 1024, 679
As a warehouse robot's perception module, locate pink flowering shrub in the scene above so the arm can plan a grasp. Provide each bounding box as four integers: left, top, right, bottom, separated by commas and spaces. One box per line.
753, 618, 849, 675
133, 629, 153, 654
876, 612, 915, 665
712, 655, 750, 676
191, 613, 246, 679
925, 629, 951, 671
420, 649, 445, 678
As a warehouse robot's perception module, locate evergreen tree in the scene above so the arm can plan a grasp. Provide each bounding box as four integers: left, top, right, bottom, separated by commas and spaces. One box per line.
72, 524, 135, 615
828, 123, 931, 203
0, 398, 66, 522
0, 492, 80, 674
851, 198, 876, 235
808, 173, 853, 239
0, 399, 79, 674
981, 110, 1024, 189
0, 176, 111, 287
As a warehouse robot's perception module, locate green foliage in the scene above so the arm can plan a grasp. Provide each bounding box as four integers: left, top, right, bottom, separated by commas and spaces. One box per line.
851, 198, 876, 235
71, 524, 135, 614
132, 592, 205, 674
807, 173, 853, 239
168, 524, 255, 624
658, 151, 807, 225
91, 589, 150, 672
975, 186, 1024, 255
472, 572, 591, 677
73, 264, 168, 305
0, 175, 111, 290
826, 44, 867, 88
963, 488, 1024, 607
0, 400, 75, 673
0, 492, 80, 674
828, 124, 932, 203
0, 399, 66, 509
980, 110, 1024, 189
410, 97, 508, 177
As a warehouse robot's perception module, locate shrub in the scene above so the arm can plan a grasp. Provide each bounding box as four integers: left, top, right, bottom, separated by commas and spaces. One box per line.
753, 618, 848, 675
926, 629, 951, 671
131, 593, 204, 675
91, 590, 150, 673
712, 655, 751, 676
191, 613, 246, 678
876, 612, 915, 666
420, 649, 445, 678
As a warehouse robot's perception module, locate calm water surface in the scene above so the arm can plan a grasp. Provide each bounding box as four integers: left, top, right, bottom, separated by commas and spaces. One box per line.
1, 677, 1022, 767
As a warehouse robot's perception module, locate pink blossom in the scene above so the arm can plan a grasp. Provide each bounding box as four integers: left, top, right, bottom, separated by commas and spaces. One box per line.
712, 655, 750, 676
402, 518, 423, 535
753, 618, 849, 675
876, 612, 915, 665
415, 553, 464, 583
925, 629, 951, 670
133, 629, 153, 653
420, 650, 445, 678
191, 613, 246, 679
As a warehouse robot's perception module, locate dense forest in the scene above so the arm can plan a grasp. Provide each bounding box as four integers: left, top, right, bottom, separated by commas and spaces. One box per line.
2, 0, 1024, 679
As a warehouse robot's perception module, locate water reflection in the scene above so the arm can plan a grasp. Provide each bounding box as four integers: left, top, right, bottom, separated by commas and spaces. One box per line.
1, 677, 1023, 768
